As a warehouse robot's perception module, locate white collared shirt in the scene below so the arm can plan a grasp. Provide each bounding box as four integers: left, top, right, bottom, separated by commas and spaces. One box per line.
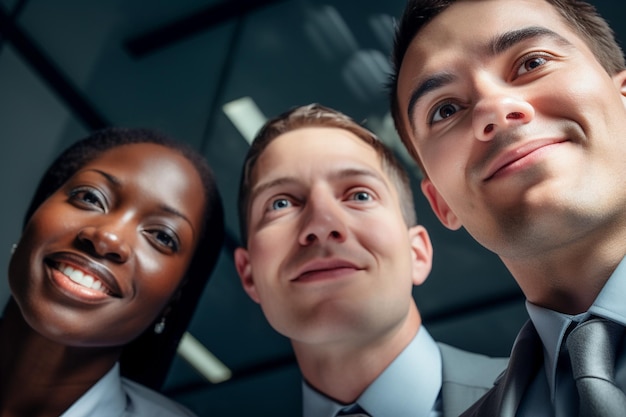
518, 255, 626, 417
302, 326, 443, 417
61, 362, 197, 417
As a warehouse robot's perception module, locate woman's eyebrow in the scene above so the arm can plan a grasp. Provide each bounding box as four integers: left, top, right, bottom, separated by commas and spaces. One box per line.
86, 168, 121, 187
85, 168, 196, 236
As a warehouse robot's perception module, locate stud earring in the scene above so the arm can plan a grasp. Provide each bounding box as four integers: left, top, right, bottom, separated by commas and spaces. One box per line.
154, 317, 166, 334
10, 243, 17, 255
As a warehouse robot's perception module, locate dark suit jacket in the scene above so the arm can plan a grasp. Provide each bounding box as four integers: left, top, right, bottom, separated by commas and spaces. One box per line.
439, 343, 510, 417
459, 321, 544, 417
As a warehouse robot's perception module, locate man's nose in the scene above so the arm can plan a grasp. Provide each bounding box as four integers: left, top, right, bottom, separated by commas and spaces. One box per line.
472, 77, 535, 141
297, 189, 348, 246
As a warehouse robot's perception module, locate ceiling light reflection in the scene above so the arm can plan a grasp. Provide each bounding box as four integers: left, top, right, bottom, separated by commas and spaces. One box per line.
223, 97, 267, 144
177, 331, 232, 384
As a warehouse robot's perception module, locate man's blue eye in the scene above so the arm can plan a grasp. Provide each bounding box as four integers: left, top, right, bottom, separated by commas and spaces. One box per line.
352, 192, 371, 201
271, 198, 291, 210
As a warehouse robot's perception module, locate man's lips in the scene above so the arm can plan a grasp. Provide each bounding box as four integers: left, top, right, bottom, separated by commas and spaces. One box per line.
483, 138, 568, 181
292, 258, 361, 282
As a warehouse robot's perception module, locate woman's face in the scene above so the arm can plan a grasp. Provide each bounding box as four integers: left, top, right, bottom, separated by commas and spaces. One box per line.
9, 143, 206, 347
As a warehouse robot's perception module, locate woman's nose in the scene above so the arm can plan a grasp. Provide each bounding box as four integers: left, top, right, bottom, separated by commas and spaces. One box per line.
77, 224, 131, 263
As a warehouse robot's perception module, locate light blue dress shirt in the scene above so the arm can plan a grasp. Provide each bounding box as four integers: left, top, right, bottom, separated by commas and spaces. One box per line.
61, 362, 197, 417
302, 326, 443, 417
518, 255, 626, 417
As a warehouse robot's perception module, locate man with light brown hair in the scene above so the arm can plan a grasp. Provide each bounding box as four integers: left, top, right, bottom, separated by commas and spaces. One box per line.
235, 103, 507, 416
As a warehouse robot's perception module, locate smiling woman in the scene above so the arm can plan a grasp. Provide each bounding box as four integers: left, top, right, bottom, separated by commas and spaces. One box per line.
0, 128, 224, 416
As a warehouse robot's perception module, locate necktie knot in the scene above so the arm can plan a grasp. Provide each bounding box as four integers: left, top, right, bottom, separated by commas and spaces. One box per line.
336, 403, 370, 416
566, 318, 623, 382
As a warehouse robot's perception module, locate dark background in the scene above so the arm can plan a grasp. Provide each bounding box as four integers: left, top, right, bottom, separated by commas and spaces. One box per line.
0, 1, 622, 415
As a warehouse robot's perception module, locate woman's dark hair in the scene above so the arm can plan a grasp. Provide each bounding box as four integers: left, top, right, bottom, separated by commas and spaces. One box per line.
23, 127, 224, 389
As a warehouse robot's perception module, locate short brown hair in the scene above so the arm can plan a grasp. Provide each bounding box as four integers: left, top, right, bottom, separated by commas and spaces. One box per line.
389, 0, 626, 174
238, 103, 417, 245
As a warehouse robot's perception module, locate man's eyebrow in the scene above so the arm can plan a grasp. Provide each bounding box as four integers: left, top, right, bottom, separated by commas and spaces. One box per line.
332, 167, 387, 186
489, 26, 572, 56
407, 72, 456, 128
250, 167, 388, 203
405, 26, 572, 125
250, 177, 298, 205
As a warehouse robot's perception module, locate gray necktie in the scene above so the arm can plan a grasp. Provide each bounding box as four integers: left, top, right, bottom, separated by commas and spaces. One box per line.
566, 317, 626, 417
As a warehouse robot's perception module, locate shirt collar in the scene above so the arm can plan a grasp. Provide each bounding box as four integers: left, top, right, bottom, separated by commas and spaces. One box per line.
526, 255, 626, 401
302, 327, 442, 417
60, 363, 126, 417
589, 256, 626, 324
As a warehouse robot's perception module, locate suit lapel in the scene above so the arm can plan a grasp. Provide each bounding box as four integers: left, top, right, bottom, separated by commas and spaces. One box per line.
439, 343, 508, 417
461, 320, 544, 417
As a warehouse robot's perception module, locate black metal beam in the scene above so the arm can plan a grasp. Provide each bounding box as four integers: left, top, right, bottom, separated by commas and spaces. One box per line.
125, 0, 286, 58
0, 0, 27, 47
0, 4, 109, 130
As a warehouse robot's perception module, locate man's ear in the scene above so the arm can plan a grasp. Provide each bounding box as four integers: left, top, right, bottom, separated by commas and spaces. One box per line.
614, 69, 626, 107
421, 178, 462, 230
234, 247, 260, 304
408, 225, 433, 286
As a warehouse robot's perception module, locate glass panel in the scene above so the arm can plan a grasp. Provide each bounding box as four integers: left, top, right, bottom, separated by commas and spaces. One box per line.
0, 47, 85, 300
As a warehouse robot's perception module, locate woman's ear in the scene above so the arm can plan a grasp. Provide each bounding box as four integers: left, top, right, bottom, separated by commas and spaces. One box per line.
421, 178, 462, 230
234, 247, 260, 303
408, 225, 433, 286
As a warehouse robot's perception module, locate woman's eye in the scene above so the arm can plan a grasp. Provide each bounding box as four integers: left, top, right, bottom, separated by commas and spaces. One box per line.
69, 188, 106, 211
270, 198, 292, 211
147, 229, 180, 253
431, 102, 461, 124
350, 191, 372, 202
517, 55, 548, 76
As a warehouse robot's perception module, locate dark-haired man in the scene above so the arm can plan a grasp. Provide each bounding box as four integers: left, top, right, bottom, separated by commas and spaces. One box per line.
390, 1, 626, 415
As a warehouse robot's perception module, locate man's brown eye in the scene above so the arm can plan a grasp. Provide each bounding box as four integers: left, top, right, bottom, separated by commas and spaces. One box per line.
439, 104, 457, 118
431, 102, 461, 123
518, 56, 548, 76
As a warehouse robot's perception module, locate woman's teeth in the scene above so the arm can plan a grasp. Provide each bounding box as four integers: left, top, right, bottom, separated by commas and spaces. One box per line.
58, 262, 107, 293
